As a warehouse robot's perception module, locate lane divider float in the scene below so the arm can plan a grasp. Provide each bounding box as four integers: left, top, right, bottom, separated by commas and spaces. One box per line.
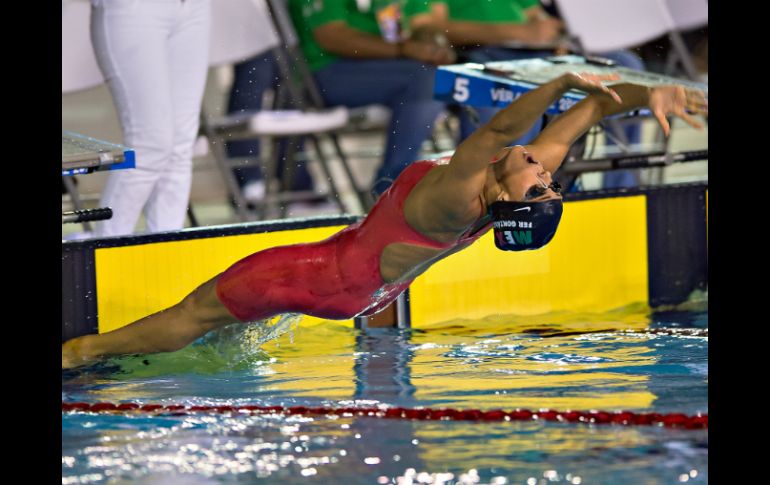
61, 402, 707, 429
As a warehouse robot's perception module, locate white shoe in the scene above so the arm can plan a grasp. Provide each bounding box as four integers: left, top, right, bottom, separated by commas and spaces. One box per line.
286, 200, 339, 217
193, 135, 209, 158
242, 180, 266, 202
62, 231, 94, 241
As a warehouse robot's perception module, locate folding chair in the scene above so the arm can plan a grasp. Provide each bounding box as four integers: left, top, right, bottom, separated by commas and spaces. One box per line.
555, 0, 668, 152
553, 0, 707, 186
661, 0, 708, 81
264, 0, 395, 209
555, 0, 707, 81
203, 0, 371, 221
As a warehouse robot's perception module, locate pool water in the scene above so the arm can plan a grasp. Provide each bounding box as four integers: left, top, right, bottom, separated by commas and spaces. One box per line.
62, 303, 708, 484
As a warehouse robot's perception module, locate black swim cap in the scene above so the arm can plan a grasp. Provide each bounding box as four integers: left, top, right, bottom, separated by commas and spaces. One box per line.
490, 199, 563, 251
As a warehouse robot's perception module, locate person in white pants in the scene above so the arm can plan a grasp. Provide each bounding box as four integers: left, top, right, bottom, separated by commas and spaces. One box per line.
90, 0, 210, 236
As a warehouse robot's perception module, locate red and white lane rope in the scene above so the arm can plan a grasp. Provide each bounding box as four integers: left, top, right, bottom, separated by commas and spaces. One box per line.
61, 402, 707, 429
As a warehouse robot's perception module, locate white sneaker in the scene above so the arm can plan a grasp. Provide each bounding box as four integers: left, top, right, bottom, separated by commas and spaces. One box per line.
193, 135, 210, 158
286, 200, 339, 217
62, 231, 94, 241
242, 180, 266, 202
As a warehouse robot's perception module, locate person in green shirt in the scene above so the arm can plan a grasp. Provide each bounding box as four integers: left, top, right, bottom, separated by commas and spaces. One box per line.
437, 0, 563, 50
430, 0, 647, 189
416, 0, 566, 147
289, 0, 455, 196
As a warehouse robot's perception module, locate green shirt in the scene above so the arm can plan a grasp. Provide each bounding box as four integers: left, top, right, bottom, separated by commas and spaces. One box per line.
290, 0, 433, 71
442, 0, 539, 23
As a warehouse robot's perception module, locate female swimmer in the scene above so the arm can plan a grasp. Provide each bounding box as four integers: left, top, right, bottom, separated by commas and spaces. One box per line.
62, 73, 706, 368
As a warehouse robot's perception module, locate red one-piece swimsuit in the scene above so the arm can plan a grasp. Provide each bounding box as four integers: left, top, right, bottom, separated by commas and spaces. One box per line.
215, 160, 491, 322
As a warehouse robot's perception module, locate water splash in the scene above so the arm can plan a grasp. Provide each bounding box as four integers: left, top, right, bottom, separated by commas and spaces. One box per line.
106, 314, 302, 376
652, 289, 708, 313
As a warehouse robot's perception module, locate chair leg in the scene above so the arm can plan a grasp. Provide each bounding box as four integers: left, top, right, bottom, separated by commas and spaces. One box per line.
309, 134, 347, 214
279, 137, 300, 219
280, 137, 299, 193
199, 114, 256, 222
667, 31, 701, 81
329, 133, 367, 212
258, 137, 281, 220
186, 204, 199, 227
602, 119, 631, 152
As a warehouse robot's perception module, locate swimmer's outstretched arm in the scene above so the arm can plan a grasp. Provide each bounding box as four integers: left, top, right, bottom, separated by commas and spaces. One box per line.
62, 275, 237, 368
439, 73, 622, 207
530, 83, 708, 174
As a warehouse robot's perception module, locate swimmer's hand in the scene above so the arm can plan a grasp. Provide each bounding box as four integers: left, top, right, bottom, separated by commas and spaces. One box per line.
648, 86, 708, 137
558, 72, 623, 104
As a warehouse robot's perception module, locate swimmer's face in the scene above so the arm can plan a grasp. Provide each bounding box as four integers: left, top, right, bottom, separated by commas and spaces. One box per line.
491, 145, 562, 202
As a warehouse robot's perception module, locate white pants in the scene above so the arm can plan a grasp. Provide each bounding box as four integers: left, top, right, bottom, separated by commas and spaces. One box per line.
91, 0, 210, 236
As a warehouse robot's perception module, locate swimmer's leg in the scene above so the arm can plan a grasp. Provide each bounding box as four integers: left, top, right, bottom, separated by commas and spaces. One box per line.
62, 275, 237, 369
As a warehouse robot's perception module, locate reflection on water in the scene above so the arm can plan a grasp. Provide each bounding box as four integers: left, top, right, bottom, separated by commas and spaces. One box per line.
63, 304, 707, 484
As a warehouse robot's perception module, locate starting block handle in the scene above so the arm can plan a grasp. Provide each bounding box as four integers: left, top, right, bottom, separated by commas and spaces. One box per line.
563, 149, 708, 173
62, 207, 113, 224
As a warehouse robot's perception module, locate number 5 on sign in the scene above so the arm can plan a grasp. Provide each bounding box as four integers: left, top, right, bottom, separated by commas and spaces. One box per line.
453, 77, 469, 102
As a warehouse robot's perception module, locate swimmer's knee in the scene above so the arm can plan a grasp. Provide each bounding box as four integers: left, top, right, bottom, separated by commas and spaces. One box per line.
179, 277, 236, 330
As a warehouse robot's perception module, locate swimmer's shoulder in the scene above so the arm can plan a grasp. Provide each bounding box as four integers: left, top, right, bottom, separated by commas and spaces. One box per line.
405, 157, 481, 236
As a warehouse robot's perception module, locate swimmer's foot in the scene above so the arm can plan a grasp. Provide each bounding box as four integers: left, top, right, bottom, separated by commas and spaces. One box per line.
62, 336, 99, 369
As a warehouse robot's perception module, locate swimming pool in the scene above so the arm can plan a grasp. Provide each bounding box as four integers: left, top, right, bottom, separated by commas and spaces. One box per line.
62, 303, 707, 484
